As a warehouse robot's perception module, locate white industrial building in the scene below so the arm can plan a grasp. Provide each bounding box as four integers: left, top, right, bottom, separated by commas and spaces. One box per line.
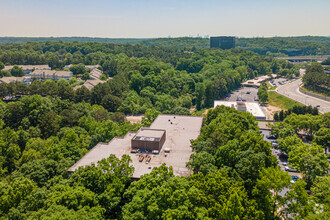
214, 101, 266, 120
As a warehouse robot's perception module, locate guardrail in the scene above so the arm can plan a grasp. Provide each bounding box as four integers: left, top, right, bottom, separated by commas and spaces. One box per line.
299, 85, 330, 102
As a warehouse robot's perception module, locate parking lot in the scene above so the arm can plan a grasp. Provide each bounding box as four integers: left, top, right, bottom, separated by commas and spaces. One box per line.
226, 87, 259, 102
260, 129, 302, 178
269, 77, 295, 87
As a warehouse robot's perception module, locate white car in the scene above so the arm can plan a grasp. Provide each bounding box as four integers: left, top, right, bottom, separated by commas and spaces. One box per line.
282, 162, 289, 166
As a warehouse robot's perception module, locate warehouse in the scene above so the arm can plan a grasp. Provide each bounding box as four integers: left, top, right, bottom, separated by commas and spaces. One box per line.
68, 115, 203, 178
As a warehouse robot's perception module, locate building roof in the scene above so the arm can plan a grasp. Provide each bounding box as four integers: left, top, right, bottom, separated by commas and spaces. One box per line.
30, 70, 56, 75
214, 101, 266, 120
133, 128, 165, 140
74, 79, 105, 90
68, 115, 203, 178
241, 74, 277, 87
54, 71, 72, 77
29, 70, 72, 77
237, 102, 246, 107
4, 65, 50, 71
90, 68, 103, 79
0, 76, 24, 84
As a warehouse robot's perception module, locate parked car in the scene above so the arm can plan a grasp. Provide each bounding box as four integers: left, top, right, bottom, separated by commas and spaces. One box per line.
285, 166, 298, 172
246, 91, 251, 94
278, 151, 288, 159
237, 97, 242, 101
291, 176, 299, 183
316, 105, 320, 108
266, 135, 276, 139
272, 143, 279, 148
282, 162, 289, 166
254, 97, 259, 101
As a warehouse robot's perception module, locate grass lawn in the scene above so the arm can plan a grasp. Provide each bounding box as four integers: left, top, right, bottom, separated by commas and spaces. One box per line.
268, 91, 304, 110
267, 82, 277, 90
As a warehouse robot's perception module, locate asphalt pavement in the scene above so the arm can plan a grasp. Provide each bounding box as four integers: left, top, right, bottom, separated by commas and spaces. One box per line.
227, 87, 259, 102
276, 79, 330, 113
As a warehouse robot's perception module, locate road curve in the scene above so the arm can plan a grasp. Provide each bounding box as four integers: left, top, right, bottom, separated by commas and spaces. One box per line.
276, 79, 330, 113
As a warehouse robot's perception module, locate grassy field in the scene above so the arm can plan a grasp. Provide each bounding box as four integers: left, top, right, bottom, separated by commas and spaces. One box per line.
268, 91, 304, 110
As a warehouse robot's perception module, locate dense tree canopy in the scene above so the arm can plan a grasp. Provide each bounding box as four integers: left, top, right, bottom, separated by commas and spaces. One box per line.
0, 40, 328, 219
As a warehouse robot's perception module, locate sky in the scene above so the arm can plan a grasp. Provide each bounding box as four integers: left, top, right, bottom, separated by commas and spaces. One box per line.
0, 0, 329, 38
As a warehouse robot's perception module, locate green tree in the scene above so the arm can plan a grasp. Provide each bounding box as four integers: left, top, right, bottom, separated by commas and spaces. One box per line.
253, 167, 291, 219
38, 111, 61, 138
74, 86, 91, 103
10, 65, 24, 77
289, 144, 329, 188
70, 63, 87, 75
101, 94, 122, 112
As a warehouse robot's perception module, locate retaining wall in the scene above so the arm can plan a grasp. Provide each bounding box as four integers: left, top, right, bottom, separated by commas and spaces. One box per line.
299, 86, 330, 102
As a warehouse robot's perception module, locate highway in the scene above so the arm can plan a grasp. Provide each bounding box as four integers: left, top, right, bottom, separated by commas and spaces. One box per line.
276, 79, 330, 113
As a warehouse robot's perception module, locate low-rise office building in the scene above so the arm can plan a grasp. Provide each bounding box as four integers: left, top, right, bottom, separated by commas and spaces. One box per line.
68, 115, 203, 178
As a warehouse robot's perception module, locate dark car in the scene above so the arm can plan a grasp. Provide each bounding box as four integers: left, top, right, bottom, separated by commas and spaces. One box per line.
266, 135, 276, 139
246, 91, 251, 94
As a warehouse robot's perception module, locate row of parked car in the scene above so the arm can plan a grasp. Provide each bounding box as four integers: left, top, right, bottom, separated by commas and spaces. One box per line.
266, 133, 301, 183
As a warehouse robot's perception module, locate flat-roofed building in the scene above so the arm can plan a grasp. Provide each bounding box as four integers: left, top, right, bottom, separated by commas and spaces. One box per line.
210, 36, 235, 49
214, 101, 266, 120
68, 115, 203, 178
131, 128, 166, 151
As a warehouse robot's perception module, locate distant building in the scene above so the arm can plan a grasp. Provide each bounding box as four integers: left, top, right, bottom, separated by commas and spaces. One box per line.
210, 36, 235, 49
89, 68, 103, 80
73, 79, 106, 91
29, 70, 73, 81
68, 115, 203, 178
4, 65, 50, 74
0, 76, 31, 85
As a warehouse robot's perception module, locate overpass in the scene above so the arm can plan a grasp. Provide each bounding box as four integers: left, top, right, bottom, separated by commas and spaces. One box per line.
275, 55, 330, 64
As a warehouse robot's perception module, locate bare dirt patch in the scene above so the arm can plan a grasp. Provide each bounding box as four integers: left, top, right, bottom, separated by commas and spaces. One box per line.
264, 104, 282, 120
126, 115, 143, 124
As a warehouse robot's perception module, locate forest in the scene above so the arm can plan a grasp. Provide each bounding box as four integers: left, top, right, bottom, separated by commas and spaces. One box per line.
0, 42, 329, 219
0, 41, 298, 114
1, 102, 329, 219
0, 36, 329, 56
302, 62, 330, 96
